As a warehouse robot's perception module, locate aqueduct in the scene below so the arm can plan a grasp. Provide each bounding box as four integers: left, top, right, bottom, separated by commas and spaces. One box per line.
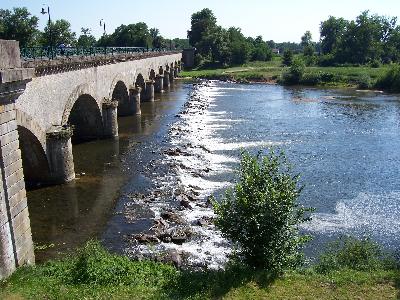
0, 39, 183, 277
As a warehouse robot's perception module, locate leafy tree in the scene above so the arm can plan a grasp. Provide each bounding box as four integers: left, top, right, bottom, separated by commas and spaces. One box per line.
282, 57, 306, 84
77, 27, 96, 48
282, 48, 294, 66
110, 23, 151, 47
214, 150, 312, 271
320, 16, 348, 55
0, 7, 39, 47
150, 28, 163, 48
187, 8, 217, 49
251, 35, 273, 61
226, 27, 251, 65
42, 19, 76, 47
300, 31, 313, 47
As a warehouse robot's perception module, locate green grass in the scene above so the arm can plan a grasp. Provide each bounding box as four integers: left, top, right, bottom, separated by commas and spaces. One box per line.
180, 57, 392, 89
1, 240, 399, 299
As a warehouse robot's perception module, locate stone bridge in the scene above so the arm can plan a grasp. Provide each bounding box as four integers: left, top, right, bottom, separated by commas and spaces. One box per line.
0, 40, 183, 278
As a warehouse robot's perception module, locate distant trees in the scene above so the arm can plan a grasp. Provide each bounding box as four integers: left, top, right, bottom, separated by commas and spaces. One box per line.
77, 28, 96, 47
42, 19, 76, 47
188, 8, 273, 67
0, 7, 39, 47
320, 11, 400, 65
0, 6, 188, 50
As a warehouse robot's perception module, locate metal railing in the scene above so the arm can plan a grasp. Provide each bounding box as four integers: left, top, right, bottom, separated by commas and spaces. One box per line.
20, 46, 166, 60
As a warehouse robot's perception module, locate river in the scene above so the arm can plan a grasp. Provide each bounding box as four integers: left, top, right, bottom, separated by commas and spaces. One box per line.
28, 80, 400, 266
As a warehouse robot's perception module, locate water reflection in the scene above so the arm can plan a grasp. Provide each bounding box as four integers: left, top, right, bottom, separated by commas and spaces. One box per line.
27, 82, 185, 262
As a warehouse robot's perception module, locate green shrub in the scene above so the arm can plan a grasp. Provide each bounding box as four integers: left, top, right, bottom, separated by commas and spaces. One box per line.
317, 54, 336, 67
375, 64, 400, 92
315, 236, 396, 274
281, 58, 305, 85
282, 49, 294, 66
357, 73, 373, 89
42, 240, 176, 286
214, 150, 313, 272
300, 73, 321, 85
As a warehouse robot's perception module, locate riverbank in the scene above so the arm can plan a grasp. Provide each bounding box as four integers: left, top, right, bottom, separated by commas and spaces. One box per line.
1, 240, 399, 299
179, 58, 391, 89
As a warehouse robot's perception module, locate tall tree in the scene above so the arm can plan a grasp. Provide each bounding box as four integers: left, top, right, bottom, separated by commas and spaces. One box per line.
0, 7, 39, 47
188, 8, 217, 50
300, 31, 313, 47
320, 16, 348, 55
77, 27, 96, 47
42, 19, 76, 46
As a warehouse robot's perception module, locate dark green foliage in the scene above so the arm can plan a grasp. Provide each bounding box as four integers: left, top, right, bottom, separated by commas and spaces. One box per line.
0, 7, 39, 47
375, 64, 400, 92
77, 28, 96, 48
315, 237, 397, 274
42, 19, 76, 46
43, 240, 176, 286
282, 49, 294, 66
188, 8, 274, 67
320, 11, 400, 64
214, 150, 312, 272
357, 73, 372, 89
281, 58, 305, 85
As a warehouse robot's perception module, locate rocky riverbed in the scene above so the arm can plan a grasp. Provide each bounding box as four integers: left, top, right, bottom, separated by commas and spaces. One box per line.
121, 81, 234, 269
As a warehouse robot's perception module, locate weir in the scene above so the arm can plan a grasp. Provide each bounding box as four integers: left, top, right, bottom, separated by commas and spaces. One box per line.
0, 39, 182, 278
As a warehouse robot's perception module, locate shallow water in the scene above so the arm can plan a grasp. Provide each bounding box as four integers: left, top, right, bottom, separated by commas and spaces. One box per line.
28, 80, 400, 266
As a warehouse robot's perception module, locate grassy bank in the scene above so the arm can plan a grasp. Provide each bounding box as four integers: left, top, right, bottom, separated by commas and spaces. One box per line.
1, 240, 399, 299
180, 57, 392, 89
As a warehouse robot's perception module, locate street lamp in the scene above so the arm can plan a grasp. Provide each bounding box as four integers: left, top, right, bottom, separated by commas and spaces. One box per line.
41, 5, 53, 58
99, 19, 106, 36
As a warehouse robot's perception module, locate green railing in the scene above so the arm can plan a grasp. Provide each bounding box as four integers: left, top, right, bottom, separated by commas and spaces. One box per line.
20, 46, 165, 60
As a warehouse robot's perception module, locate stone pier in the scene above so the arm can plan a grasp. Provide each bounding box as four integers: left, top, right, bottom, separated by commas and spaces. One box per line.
46, 126, 75, 184
154, 75, 164, 93
143, 80, 155, 102
163, 71, 170, 88
129, 87, 141, 115
0, 39, 35, 279
102, 99, 118, 137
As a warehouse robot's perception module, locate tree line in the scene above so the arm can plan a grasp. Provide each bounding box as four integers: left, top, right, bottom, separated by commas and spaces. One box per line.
319, 10, 400, 65
0, 7, 189, 49
188, 8, 400, 68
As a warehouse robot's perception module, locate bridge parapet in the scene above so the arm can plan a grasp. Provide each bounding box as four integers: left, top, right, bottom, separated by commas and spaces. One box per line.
22, 50, 182, 77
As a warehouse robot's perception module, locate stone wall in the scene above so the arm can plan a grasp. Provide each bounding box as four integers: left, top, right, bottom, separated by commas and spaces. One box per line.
0, 39, 34, 279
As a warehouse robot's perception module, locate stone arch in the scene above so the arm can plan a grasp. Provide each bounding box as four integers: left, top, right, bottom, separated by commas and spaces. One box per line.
17, 125, 50, 188
68, 94, 103, 144
62, 83, 98, 125
15, 109, 46, 152
135, 73, 146, 99
112, 80, 131, 117
109, 74, 130, 101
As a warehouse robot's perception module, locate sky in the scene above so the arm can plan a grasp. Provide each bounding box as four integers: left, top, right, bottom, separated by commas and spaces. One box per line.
2, 0, 400, 43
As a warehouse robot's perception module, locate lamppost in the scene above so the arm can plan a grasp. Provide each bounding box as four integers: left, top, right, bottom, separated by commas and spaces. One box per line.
41, 5, 53, 58
99, 19, 106, 36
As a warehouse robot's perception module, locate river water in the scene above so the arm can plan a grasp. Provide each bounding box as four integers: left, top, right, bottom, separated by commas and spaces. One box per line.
28, 80, 400, 266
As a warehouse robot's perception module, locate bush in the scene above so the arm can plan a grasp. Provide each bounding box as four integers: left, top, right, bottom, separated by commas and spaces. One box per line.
214, 150, 313, 272
42, 240, 176, 286
375, 64, 400, 92
281, 58, 305, 85
282, 49, 294, 66
357, 73, 372, 89
317, 54, 336, 67
315, 236, 396, 274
